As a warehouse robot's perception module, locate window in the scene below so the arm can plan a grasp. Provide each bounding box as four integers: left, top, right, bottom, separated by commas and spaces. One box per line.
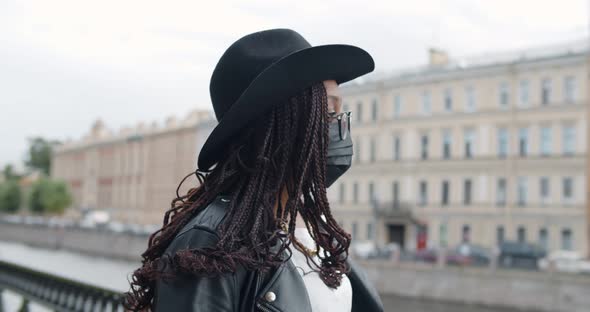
541, 78, 552, 105
339, 183, 345, 203
539, 228, 549, 250
393, 95, 402, 117
563, 177, 573, 202
368, 181, 375, 202
462, 225, 471, 243
561, 229, 573, 250
497, 127, 508, 157
444, 88, 453, 111
353, 182, 359, 203
496, 226, 505, 245
421, 134, 429, 160
499, 82, 510, 107
441, 180, 450, 206
464, 128, 475, 158
564, 76, 576, 103
463, 179, 472, 205
465, 86, 476, 112
519, 80, 529, 107
370, 138, 376, 163
371, 98, 378, 121
352, 222, 358, 239
496, 178, 507, 206
518, 127, 529, 156
418, 180, 428, 206
392, 181, 399, 204
393, 135, 401, 160
562, 125, 576, 155
540, 177, 550, 203
540, 126, 552, 156
517, 177, 527, 206
421, 91, 431, 114
356, 101, 363, 122
517, 226, 526, 243
442, 129, 452, 159
367, 222, 374, 240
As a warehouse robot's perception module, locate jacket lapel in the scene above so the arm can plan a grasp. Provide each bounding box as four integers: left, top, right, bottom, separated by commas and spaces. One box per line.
346, 257, 384, 312
255, 256, 313, 312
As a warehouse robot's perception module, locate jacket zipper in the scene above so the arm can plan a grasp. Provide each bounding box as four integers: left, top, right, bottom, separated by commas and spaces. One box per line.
256, 298, 281, 312
256, 301, 273, 312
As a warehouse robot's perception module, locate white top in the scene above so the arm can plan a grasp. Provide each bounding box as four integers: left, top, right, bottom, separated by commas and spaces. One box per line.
289, 227, 352, 312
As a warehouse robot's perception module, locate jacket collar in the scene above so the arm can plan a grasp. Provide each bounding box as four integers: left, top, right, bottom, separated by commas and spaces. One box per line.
254, 238, 383, 312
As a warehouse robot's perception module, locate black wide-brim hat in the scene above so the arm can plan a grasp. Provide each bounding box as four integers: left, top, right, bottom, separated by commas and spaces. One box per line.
197, 28, 375, 171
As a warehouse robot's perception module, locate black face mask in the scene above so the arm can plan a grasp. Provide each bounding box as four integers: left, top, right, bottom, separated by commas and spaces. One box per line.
325, 122, 353, 188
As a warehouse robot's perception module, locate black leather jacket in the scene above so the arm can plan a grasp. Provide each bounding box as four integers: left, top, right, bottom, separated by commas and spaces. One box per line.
153, 194, 384, 312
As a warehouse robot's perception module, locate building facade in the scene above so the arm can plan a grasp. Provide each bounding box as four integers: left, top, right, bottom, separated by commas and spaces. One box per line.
330, 41, 589, 255
51, 41, 590, 255
51, 111, 215, 225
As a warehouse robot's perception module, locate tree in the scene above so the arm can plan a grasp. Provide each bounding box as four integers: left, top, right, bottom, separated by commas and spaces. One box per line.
24, 137, 60, 176
0, 180, 22, 213
2, 164, 21, 181
28, 178, 72, 214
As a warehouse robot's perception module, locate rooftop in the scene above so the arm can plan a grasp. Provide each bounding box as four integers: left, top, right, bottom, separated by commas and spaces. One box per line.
344, 38, 589, 88
55, 109, 216, 153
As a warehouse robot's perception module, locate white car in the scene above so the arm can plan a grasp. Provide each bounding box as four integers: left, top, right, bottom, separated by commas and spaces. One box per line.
538, 250, 590, 274
79, 210, 110, 228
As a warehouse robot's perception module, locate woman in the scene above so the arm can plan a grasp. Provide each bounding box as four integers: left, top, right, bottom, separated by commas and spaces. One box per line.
124, 28, 383, 312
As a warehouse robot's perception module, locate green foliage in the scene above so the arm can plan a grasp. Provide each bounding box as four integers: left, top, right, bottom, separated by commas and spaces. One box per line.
28, 178, 72, 214
25, 137, 60, 176
0, 180, 22, 213
3, 164, 21, 181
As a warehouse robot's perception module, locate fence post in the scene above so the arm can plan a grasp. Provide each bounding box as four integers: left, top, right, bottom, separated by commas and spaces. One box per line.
0, 288, 4, 312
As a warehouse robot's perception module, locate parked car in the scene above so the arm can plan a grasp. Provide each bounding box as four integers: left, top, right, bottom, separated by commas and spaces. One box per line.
107, 221, 126, 233
1, 214, 23, 224
410, 244, 491, 266
352, 241, 376, 259
538, 250, 590, 274
498, 241, 546, 270
78, 210, 110, 229
413, 248, 438, 263
447, 243, 491, 267
352, 241, 400, 260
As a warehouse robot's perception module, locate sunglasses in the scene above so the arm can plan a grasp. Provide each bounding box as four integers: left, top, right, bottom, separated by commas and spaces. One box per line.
328, 111, 352, 140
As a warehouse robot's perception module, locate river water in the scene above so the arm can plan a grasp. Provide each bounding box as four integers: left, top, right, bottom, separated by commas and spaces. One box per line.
0, 241, 523, 312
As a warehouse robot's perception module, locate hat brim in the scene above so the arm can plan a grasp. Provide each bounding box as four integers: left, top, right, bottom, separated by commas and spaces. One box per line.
198, 44, 375, 170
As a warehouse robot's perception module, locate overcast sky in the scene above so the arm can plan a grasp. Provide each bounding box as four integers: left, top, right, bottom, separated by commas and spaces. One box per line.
1, 0, 588, 170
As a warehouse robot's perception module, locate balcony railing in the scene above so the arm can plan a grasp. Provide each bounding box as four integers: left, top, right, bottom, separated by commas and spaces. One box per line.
372, 200, 416, 219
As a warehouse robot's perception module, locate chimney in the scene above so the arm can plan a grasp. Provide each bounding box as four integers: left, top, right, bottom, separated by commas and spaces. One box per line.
429, 48, 449, 67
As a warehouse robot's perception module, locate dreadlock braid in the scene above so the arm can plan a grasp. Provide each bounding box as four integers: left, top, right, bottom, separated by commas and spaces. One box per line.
123, 82, 352, 311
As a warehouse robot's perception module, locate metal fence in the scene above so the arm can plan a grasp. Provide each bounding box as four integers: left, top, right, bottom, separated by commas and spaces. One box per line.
0, 260, 125, 312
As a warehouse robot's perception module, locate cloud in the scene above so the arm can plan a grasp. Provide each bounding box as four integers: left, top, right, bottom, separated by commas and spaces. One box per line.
0, 0, 588, 168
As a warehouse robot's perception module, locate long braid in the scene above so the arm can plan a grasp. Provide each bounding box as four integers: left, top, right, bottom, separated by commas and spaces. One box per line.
123, 82, 352, 311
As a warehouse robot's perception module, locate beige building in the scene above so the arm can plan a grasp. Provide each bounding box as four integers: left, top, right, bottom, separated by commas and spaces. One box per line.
330, 40, 589, 255
52, 40, 589, 255
51, 111, 215, 224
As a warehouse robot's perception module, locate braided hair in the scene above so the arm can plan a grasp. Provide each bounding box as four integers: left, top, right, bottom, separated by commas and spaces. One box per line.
123, 82, 351, 311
